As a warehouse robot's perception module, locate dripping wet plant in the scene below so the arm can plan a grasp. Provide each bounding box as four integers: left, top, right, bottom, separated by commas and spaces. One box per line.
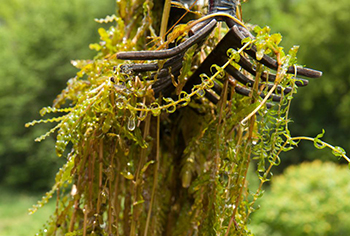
26, 0, 349, 235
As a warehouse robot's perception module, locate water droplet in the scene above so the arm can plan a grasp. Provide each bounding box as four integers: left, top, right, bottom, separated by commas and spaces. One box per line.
256, 50, 264, 61
197, 89, 205, 97
116, 101, 124, 109
121, 171, 134, 180
71, 184, 77, 196
127, 116, 135, 131
100, 222, 106, 228
182, 170, 192, 188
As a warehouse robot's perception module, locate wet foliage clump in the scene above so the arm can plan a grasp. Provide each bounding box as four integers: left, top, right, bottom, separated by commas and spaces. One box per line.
26, 0, 348, 235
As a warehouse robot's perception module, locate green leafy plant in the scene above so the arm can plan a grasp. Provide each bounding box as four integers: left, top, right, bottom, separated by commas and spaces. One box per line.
26, 0, 349, 235
250, 160, 350, 236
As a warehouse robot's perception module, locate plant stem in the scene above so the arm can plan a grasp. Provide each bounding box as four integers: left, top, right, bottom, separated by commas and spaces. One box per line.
144, 115, 160, 236
160, 0, 171, 42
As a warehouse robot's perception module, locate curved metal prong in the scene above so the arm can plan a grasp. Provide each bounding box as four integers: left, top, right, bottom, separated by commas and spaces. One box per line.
119, 53, 184, 73
225, 64, 292, 94
237, 55, 309, 87
116, 19, 217, 60
232, 82, 281, 102
231, 26, 322, 78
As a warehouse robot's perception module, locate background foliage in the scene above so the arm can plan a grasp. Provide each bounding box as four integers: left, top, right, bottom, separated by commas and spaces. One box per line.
250, 161, 350, 236
0, 0, 115, 191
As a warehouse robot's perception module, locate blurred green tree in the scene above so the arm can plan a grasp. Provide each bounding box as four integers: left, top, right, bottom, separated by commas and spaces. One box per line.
250, 161, 350, 236
243, 0, 350, 165
0, 0, 115, 191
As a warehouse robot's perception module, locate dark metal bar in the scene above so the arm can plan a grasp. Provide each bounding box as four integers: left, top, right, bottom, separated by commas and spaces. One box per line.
209, 0, 237, 16
237, 55, 309, 87
231, 26, 323, 78
116, 19, 217, 60
152, 71, 181, 96
225, 64, 292, 94
234, 84, 281, 102
119, 53, 184, 73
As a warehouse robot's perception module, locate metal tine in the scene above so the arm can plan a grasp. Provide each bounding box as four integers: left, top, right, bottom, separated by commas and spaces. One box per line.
183, 28, 291, 96
152, 71, 181, 96
201, 88, 273, 108
193, 20, 321, 80
150, 57, 184, 79
204, 90, 220, 104
225, 64, 292, 94
116, 19, 217, 60
119, 53, 184, 73
209, 0, 237, 16
229, 81, 281, 102
152, 73, 227, 107
234, 85, 275, 109
208, 80, 274, 108
119, 55, 183, 97
189, 18, 213, 36
116, 0, 320, 108
231, 25, 322, 78
151, 69, 228, 106
211, 77, 281, 102
237, 54, 309, 87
